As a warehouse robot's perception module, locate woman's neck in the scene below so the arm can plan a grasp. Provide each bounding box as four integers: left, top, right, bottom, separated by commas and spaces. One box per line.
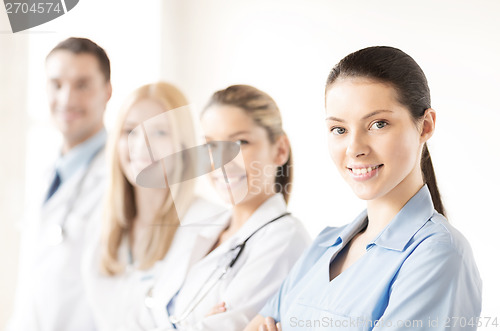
365, 168, 424, 238
133, 186, 167, 224
213, 193, 275, 250
129, 186, 167, 252
231, 193, 273, 231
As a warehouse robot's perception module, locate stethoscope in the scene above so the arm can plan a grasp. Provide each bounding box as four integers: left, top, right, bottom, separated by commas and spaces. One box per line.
45, 145, 105, 246
143, 212, 290, 328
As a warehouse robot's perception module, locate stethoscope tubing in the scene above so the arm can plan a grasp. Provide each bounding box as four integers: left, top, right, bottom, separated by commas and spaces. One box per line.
166, 211, 291, 327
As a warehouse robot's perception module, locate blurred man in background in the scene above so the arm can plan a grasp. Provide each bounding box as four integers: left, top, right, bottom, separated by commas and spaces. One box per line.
8, 37, 112, 331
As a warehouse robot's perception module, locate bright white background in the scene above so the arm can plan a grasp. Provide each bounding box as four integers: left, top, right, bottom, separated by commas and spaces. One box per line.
1, 0, 499, 329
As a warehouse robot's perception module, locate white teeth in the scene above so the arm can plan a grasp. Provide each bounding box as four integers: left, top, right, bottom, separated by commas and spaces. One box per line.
352, 165, 378, 175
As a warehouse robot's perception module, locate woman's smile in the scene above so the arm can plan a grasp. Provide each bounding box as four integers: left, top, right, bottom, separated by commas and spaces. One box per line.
347, 164, 383, 181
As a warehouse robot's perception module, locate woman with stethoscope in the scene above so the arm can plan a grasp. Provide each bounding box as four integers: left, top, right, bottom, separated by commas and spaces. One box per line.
134, 84, 311, 330
82, 81, 225, 331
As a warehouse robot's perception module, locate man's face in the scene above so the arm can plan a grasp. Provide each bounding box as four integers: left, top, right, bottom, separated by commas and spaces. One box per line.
46, 50, 111, 151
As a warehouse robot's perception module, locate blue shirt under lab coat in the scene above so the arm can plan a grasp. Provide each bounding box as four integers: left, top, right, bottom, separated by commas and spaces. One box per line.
260, 185, 482, 330
54, 128, 107, 184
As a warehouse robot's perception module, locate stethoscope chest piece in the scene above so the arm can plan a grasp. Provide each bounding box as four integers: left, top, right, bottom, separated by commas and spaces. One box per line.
47, 223, 64, 246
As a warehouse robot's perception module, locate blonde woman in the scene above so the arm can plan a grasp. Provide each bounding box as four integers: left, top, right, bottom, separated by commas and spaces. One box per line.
83, 82, 223, 331
142, 85, 311, 330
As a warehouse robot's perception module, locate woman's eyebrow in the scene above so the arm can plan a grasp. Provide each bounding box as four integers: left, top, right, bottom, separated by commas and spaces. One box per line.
229, 130, 250, 138
204, 130, 251, 141
325, 116, 345, 123
325, 109, 393, 122
361, 109, 393, 120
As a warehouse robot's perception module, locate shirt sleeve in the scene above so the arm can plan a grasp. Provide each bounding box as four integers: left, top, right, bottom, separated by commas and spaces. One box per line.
374, 239, 482, 331
187, 219, 311, 331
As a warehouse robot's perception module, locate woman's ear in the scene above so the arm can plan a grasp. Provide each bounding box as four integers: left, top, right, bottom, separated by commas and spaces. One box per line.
105, 81, 113, 102
274, 134, 290, 166
420, 108, 436, 144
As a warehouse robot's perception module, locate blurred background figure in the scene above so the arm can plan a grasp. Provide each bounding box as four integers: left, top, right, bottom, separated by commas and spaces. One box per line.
82, 81, 224, 331
144, 85, 311, 330
7, 37, 112, 331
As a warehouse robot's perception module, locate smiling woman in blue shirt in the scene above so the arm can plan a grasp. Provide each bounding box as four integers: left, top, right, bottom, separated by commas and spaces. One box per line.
245, 46, 482, 331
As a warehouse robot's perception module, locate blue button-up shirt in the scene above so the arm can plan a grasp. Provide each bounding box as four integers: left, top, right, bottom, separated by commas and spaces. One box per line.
260, 185, 482, 330
54, 129, 107, 184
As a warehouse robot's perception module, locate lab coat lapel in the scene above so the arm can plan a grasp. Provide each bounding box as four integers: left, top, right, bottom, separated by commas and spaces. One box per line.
229, 194, 287, 246
150, 205, 229, 325
40, 150, 106, 221
40, 166, 84, 218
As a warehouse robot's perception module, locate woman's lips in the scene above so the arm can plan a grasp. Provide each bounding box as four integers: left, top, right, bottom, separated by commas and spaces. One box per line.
347, 164, 383, 181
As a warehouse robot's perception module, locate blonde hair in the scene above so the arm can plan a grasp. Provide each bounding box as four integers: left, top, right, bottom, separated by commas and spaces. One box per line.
204, 84, 293, 203
100, 82, 196, 275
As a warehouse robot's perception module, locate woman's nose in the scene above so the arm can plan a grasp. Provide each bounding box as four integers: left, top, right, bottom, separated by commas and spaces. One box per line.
346, 131, 370, 158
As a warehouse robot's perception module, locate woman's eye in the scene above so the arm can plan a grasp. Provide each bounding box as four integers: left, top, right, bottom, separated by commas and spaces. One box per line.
76, 81, 89, 90
370, 121, 388, 130
235, 139, 249, 145
207, 141, 221, 151
330, 127, 346, 135
50, 81, 61, 90
152, 129, 168, 137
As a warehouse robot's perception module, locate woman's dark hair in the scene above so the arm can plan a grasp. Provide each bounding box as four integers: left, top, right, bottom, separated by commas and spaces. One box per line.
325, 46, 445, 216
204, 85, 293, 204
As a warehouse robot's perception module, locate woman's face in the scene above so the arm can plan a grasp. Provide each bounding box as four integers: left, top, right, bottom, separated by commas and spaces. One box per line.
325, 78, 425, 202
118, 98, 174, 186
201, 105, 280, 206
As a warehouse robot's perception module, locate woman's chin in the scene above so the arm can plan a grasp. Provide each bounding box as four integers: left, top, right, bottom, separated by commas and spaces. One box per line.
348, 184, 379, 201
213, 182, 248, 206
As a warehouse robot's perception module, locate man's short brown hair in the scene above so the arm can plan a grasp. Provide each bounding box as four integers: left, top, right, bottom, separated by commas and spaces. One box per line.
47, 37, 111, 82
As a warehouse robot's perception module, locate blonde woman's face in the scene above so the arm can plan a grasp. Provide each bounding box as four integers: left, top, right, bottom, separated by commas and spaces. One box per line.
119, 98, 174, 186
201, 105, 280, 206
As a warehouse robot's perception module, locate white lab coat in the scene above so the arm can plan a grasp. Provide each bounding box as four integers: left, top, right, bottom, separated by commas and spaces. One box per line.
139, 194, 312, 331
82, 198, 227, 331
7, 149, 106, 331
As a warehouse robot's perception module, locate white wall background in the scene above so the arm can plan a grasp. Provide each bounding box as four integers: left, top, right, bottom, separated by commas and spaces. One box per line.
1, 0, 499, 329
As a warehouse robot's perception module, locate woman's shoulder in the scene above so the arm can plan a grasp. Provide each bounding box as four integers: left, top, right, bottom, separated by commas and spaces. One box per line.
411, 212, 476, 260
269, 212, 308, 232
253, 212, 312, 247
181, 196, 227, 226
401, 212, 481, 290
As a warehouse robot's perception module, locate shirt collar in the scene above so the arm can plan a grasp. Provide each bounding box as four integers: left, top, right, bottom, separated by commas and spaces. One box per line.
235, 193, 288, 240
319, 210, 368, 248
55, 129, 107, 182
369, 184, 435, 252
208, 193, 288, 246
319, 184, 435, 252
